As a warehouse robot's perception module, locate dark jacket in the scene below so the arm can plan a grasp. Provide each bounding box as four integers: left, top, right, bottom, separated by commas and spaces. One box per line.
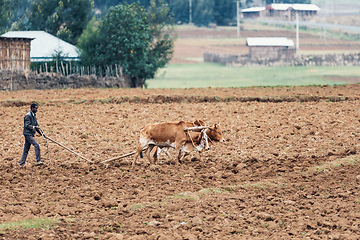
23, 111, 40, 136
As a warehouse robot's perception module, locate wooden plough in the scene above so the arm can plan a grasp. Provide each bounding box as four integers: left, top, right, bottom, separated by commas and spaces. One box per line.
39, 125, 210, 165
99, 125, 210, 164
39, 128, 93, 163
100, 151, 137, 164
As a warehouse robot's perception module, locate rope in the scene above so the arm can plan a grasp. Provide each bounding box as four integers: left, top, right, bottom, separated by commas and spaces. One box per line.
186, 130, 197, 148
38, 128, 50, 161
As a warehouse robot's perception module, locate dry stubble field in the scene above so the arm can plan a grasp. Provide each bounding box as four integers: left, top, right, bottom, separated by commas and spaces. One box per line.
0, 85, 360, 239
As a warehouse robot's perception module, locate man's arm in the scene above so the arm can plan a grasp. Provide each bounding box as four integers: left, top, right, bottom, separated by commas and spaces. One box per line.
34, 116, 41, 135
35, 126, 41, 135
24, 114, 35, 131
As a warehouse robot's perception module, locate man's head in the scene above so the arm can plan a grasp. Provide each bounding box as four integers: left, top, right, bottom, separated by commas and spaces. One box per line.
30, 103, 38, 113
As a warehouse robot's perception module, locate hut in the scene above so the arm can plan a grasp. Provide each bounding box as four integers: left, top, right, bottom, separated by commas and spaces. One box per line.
246, 37, 295, 60
241, 7, 266, 18
1, 31, 80, 62
266, 4, 292, 20
0, 37, 33, 71
266, 4, 320, 20
291, 4, 320, 20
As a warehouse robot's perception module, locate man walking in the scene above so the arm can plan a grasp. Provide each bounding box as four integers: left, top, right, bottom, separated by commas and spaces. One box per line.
20, 103, 43, 166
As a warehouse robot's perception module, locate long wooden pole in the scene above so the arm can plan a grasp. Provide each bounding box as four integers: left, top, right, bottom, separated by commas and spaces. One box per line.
184, 126, 209, 131
100, 151, 136, 164
236, 0, 241, 37
100, 146, 149, 164
43, 135, 92, 163
296, 11, 299, 50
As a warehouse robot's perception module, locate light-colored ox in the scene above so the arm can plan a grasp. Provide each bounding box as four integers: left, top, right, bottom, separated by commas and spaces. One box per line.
133, 121, 224, 166
153, 120, 225, 163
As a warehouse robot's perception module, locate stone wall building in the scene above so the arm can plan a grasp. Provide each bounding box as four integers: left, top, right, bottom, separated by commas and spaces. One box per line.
246, 37, 296, 60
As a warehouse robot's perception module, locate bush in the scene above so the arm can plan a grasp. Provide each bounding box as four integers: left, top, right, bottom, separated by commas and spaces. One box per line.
77, 1, 175, 88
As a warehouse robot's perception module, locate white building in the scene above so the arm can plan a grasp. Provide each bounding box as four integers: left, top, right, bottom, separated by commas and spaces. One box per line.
1, 31, 80, 62
266, 4, 320, 20
241, 7, 266, 18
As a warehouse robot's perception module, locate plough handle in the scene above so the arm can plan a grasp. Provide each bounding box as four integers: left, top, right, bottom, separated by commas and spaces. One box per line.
43, 134, 93, 163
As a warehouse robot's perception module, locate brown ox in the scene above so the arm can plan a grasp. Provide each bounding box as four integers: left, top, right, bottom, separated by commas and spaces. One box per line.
133, 121, 210, 166
154, 120, 225, 163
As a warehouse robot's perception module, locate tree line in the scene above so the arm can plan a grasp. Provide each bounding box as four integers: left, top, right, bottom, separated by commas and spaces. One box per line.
0, 0, 310, 87
1, 0, 312, 43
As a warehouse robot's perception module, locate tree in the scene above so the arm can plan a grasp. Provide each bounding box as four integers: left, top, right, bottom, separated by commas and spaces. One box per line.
0, 0, 31, 34
213, 0, 236, 26
246, 0, 255, 8
192, 0, 214, 26
168, 0, 189, 24
265, 0, 310, 4
94, 0, 152, 14
76, 17, 102, 66
170, 0, 236, 26
78, 1, 175, 88
0, 0, 11, 33
13, 0, 93, 44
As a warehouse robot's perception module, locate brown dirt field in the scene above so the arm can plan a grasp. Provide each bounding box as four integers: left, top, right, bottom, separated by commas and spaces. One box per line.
1, 85, 360, 239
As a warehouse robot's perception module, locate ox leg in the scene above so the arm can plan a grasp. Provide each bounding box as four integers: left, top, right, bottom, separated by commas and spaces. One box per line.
154, 147, 172, 162
163, 148, 172, 159
175, 145, 183, 164
132, 144, 145, 166
198, 152, 205, 166
153, 146, 161, 164
145, 145, 155, 165
178, 151, 186, 162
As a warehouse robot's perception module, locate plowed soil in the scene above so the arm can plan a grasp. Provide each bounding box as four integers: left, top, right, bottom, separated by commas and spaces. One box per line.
1, 85, 360, 239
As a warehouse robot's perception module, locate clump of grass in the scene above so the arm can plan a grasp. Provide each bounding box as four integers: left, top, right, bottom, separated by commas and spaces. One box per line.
240, 183, 269, 189
0, 218, 59, 231
309, 155, 360, 172
127, 203, 149, 212
73, 99, 86, 104
198, 187, 228, 195
99, 97, 114, 104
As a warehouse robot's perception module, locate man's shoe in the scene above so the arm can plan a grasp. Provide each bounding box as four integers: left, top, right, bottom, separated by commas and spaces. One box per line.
37, 161, 43, 165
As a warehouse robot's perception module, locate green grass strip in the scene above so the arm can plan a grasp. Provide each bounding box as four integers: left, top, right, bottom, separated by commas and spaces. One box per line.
148, 63, 360, 88
0, 218, 59, 231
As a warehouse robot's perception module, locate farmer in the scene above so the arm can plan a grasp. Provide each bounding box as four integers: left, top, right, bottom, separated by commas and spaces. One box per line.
20, 103, 43, 166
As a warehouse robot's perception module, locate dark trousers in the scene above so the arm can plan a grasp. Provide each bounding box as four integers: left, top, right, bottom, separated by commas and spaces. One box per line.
20, 135, 41, 166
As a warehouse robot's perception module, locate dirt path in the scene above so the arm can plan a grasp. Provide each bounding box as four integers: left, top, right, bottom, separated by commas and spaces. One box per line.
1, 85, 360, 239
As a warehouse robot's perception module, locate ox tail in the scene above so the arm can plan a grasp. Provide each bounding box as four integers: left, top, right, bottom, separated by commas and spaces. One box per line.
139, 146, 148, 158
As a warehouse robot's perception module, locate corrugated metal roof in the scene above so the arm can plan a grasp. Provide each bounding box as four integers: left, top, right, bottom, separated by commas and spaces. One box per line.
0, 36, 34, 41
246, 37, 294, 47
241, 7, 266, 13
267, 3, 320, 11
292, 4, 320, 11
1, 31, 80, 62
268, 4, 292, 11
